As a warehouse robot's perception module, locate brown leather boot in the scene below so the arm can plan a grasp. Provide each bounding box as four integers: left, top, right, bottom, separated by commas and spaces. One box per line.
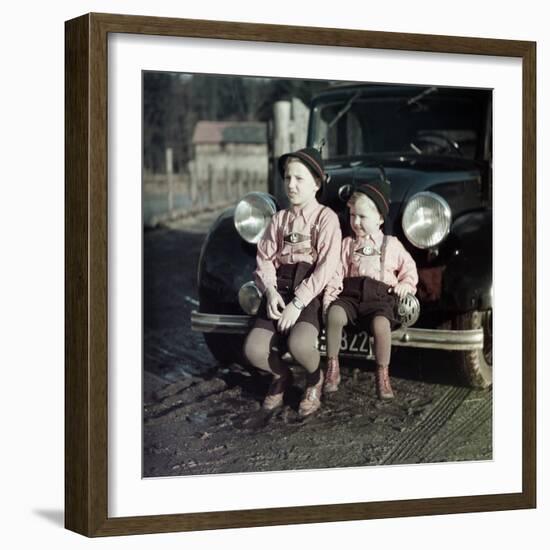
263, 370, 293, 411
324, 357, 341, 393
376, 364, 394, 400
299, 369, 324, 417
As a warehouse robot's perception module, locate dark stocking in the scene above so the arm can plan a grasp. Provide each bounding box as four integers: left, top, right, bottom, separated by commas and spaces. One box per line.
370, 315, 391, 366
243, 328, 288, 377
325, 304, 348, 358
287, 322, 320, 376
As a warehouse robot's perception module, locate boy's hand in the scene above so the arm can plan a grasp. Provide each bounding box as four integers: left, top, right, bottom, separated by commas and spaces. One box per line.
390, 283, 410, 300
277, 303, 301, 333
266, 287, 285, 320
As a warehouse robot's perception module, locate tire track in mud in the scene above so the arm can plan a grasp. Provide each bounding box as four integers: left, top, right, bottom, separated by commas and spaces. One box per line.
379, 386, 472, 465
418, 394, 492, 463
144, 378, 232, 423
144, 334, 216, 380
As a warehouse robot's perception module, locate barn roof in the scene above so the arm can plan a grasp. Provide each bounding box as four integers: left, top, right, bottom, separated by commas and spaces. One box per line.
192, 121, 267, 144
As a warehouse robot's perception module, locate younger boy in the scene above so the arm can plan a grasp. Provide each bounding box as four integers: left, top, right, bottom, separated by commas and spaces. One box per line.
324, 177, 418, 399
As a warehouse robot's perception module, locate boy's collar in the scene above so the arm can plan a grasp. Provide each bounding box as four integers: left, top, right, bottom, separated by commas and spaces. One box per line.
289, 198, 319, 219
355, 228, 384, 246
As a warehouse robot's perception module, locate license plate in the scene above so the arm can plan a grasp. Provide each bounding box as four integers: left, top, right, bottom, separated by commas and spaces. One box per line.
341, 330, 371, 354
318, 329, 372, 357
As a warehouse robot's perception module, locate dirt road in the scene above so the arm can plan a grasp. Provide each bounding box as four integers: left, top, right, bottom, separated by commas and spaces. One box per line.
143, 213, 492, 477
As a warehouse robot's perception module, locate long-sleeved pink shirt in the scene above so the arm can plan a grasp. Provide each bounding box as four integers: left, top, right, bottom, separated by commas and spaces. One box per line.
325, 229, 418, 308
253, 199, 342, 307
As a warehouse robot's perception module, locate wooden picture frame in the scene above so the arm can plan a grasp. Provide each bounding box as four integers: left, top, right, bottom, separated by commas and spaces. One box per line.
65, 12, 536, 537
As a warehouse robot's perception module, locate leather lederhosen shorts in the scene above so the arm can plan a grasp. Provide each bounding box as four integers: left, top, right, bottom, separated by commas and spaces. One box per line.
332, 276, 399, 332
252, 262, 322, 333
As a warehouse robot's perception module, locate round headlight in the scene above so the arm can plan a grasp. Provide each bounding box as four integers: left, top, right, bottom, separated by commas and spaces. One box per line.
402, 192, 451, 249
234, 192, 277, 244
238, 281, 262, 315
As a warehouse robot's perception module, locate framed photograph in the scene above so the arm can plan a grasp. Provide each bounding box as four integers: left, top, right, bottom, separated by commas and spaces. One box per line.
65, 12, 536, 536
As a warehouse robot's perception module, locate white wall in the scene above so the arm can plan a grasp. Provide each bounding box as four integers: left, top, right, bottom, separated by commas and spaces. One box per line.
1, 1, 546, 548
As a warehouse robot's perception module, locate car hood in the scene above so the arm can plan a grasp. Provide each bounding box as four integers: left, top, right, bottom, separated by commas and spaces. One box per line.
323, 158, 488, 229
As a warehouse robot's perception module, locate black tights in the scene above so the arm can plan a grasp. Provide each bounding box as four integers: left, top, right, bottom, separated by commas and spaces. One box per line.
243, 322, 321, 377
326, 305, 391, 365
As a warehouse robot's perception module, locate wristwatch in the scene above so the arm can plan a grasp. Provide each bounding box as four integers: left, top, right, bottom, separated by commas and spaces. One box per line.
291, 297, 305, 310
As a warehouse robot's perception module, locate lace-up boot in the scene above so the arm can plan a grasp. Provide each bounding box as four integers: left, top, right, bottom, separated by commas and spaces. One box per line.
375, 364, 394, 400
324, 357, 341, 393
263, 370, 293, 411
298, 369, 324, 417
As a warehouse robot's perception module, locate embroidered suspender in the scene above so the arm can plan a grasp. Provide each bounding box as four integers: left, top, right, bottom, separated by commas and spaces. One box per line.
280, 206, 326, 262
350, 235, 387, 280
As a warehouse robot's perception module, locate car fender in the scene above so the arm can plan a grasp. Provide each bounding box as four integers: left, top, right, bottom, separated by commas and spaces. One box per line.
197, 208, 257, 313
440, 210, 492, 312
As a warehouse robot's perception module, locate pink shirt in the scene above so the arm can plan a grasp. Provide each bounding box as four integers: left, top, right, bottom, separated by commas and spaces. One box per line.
254, 199, 342, 307
325, 230, 418, 308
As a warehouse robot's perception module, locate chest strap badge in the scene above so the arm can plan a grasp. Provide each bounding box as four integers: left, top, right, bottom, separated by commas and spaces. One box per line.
284, 232, 310, 244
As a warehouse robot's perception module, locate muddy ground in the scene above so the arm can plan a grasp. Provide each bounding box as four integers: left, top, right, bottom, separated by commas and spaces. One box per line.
143, 213, 492, 478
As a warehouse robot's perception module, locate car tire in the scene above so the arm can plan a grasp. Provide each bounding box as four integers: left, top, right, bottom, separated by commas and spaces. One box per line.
453, 309, 492, 389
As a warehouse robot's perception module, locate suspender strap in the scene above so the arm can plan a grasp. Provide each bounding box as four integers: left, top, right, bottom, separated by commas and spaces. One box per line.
311, 206, 326, 251
379, 234, 388, 282
279, 209, 290, 251
349, 238, 355, 276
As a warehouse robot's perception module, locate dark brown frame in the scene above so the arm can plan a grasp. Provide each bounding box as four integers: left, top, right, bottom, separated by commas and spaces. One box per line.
65, 12, 537, 537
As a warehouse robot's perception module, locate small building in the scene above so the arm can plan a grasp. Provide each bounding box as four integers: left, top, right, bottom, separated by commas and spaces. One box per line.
190, 121, 268, 189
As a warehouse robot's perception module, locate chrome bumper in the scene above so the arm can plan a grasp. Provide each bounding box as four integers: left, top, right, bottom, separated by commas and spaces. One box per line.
191, 311, 483, 351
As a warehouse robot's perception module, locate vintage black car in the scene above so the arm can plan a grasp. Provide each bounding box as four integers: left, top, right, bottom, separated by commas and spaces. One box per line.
192, 83, 492, 389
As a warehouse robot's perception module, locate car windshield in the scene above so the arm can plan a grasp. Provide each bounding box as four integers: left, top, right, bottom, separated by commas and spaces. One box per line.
311, 90, 489, 161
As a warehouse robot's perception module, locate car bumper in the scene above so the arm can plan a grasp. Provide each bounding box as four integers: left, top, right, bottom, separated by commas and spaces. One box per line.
191, 311, 483, 352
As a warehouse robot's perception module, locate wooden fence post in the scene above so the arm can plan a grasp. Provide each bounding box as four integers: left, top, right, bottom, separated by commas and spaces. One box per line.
273, 100, 291, 207
291, 98, 309, 151
166, 147, 174, 214
223, 166, 229, 203
188, 160, 198, 207
207, 164, 213, 207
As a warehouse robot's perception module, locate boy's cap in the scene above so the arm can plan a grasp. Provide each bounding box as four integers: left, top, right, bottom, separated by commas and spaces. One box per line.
278, 147, 327, 185
354, 171, 391, 217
